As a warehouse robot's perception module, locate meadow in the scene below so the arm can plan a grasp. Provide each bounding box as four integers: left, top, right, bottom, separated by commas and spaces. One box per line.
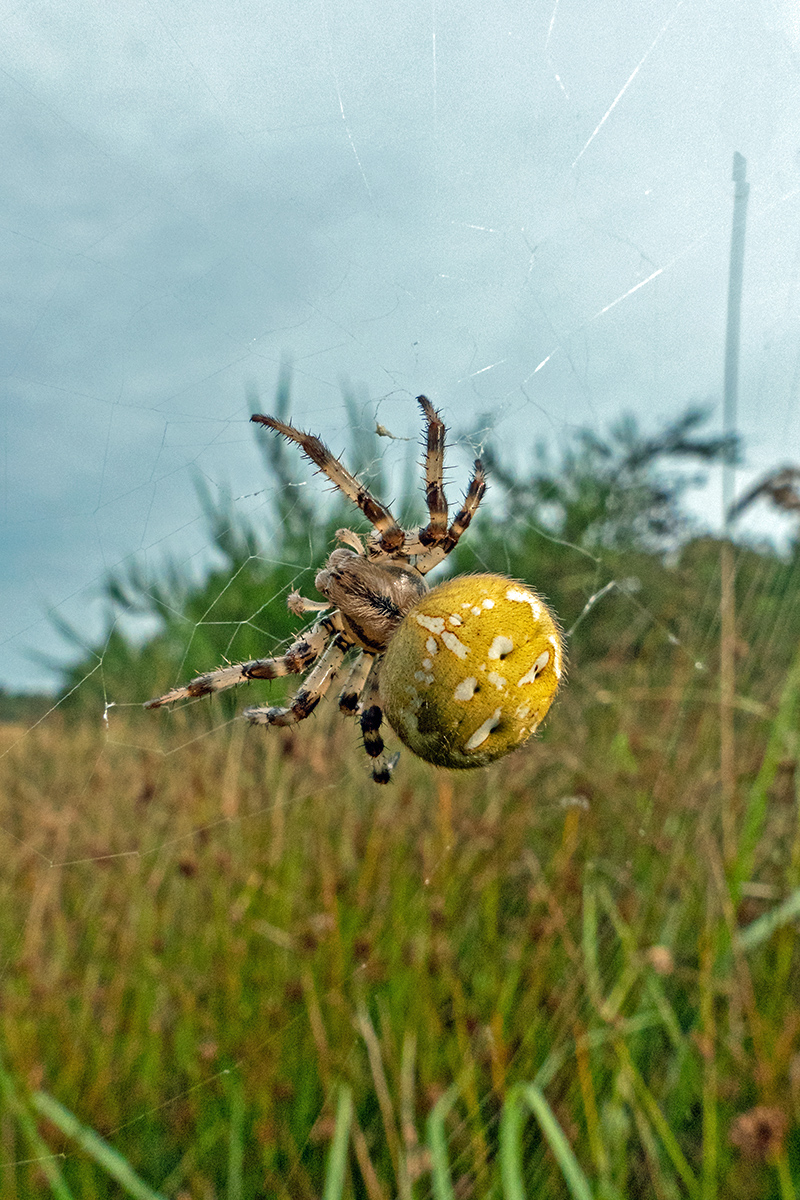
1, 404, 799, 1197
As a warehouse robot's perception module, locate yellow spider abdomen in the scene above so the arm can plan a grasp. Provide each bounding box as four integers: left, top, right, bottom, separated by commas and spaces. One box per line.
380, 574, 564, 769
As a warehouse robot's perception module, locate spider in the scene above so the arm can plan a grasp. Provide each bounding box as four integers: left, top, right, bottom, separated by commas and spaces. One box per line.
145, 396, 563, 783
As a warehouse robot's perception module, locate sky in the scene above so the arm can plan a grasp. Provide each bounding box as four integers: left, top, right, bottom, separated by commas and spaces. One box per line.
3, 0, 800, 694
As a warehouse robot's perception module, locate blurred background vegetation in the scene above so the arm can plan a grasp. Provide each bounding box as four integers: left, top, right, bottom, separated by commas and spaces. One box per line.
2, 386, 800, 1198
29, 383, 795, 719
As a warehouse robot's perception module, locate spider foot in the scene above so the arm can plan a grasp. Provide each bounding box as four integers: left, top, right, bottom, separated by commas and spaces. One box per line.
372, 751, 400, 785
144, 670, 230, 708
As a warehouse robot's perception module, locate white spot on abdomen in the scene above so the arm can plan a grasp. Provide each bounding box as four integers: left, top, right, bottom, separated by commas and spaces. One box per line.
506, 586, 543, 620
549, 635, 563, 678
416, 614, 446, 634
441, 631, 469, 659
487, 635, 513, 660
454, 676, 477, 701
518, 649, 550, 687
465, 708, 502, 751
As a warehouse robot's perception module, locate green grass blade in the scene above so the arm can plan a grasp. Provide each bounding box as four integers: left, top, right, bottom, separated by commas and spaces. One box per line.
737, 886, 800, 951
582, 878, 602, 1007
501, 1083, 595, 1200
499, 1085, 527, 1200
227, 1074, 245, 1200
0, 1056, 74, 1200
734, 646, 800, 898
322, 1084, 353, 1200
775, 1151, 798, 1200
615, 1046, 700, 1200
425, 1085, 459, 1200
30, 1092, 166, 1200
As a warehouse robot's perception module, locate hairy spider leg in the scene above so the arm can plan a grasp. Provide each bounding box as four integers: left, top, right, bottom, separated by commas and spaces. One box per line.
415, 395, 449, 545
408, 459, 488, 574
244, 628, 353, 727
358, 663, 399, 784
444, 459, 487, 550
251, 413, 405, 553
143, 614, 343, 708
337, 649, 375, 714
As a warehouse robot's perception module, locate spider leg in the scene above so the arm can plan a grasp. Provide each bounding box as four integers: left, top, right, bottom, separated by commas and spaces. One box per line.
287, 590, 330, 617
144, 614, 342, 708
337, 651, 399, 782
413, 458, 487, 575
337, 649, 374, 714
245, 628, 353, 726
251, 413, 404, 553
445, 459, 487, 545
336, 527, 366, 555
415, 395, 449, 546
359, 662, 399, 784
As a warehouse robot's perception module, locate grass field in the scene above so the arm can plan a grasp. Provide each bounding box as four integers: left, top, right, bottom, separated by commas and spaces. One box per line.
1, 599, 799, 1198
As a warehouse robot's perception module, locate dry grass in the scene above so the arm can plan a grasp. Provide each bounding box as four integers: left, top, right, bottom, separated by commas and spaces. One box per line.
0, 642, 799, 1197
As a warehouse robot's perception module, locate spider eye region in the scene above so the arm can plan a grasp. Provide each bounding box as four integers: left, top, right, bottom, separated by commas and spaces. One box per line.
379, 574, 564, 770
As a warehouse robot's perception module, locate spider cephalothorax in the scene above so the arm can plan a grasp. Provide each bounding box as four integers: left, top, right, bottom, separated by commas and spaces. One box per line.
146, 396, 563, 782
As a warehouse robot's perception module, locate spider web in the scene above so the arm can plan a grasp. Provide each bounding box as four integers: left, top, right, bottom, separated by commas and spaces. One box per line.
3, 0, 800, 1195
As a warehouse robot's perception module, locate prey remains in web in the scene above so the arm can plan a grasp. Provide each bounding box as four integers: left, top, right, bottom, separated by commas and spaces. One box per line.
145, 397, 564, 783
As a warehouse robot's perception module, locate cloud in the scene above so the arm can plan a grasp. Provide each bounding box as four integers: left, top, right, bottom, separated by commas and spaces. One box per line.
3, 0, 800, 690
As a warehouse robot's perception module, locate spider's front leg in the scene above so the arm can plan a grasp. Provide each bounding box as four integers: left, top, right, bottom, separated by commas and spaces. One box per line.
251, 413, 405, 552
416, 394, 448, 543
402, 396, 487, 572
411, 457, 487, 573
144, 614, 342, 708
245, 628, 353, 727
